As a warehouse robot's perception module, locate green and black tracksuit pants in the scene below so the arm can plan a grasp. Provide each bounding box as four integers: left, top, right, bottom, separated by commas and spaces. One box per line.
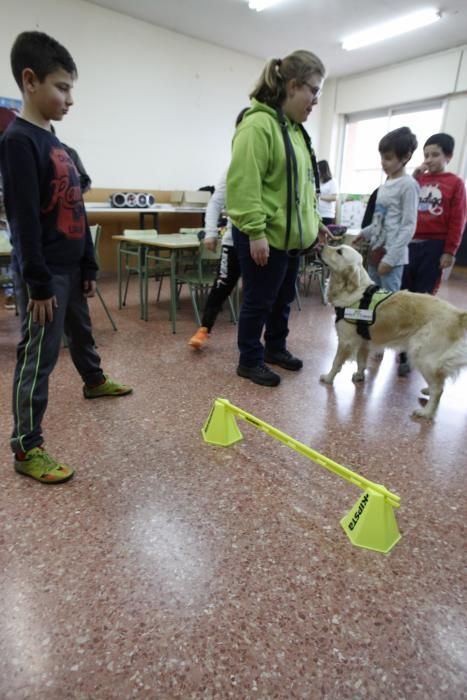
11, 267, 104, 455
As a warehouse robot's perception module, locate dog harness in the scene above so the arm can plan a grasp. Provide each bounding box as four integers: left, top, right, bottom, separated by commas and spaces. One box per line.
335, 285, 394, 340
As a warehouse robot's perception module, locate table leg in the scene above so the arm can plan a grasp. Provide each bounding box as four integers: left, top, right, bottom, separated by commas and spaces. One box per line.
139, 245, 146, 320
140, 211, 159, 230
117, 242, 122, 309
170, 250, 177, 333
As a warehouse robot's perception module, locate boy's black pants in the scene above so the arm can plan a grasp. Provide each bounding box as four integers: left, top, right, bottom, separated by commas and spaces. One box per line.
402, 239, 444, 294
201, 245, 241, 331
11, 267, 103, 454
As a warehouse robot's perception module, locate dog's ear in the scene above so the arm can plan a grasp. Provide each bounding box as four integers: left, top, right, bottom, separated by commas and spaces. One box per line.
341, 264, 361, 293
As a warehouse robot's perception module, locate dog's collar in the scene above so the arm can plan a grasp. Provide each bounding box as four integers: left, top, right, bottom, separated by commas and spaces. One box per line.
335, 285, 393, 339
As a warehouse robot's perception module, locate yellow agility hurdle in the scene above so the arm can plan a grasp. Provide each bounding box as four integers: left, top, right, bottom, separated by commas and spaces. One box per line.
202, 398, 401, 554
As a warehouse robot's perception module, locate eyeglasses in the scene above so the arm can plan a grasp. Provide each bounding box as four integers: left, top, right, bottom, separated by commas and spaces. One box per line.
303, 82, 322, 98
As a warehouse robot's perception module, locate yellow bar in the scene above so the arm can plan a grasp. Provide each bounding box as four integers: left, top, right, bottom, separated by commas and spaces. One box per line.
217, 399, 400, 508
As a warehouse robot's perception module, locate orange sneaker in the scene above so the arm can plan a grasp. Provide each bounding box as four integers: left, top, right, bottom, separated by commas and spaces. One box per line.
189, 326, 209, 349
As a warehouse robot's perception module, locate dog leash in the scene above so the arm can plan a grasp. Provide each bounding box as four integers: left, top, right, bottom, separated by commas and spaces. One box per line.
276, 109, 320, 256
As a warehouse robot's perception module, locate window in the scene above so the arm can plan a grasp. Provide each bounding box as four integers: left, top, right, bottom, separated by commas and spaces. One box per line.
339, 102, 444, 195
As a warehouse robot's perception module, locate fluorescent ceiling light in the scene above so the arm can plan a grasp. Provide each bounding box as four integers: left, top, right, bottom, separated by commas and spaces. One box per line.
342, 8, 441, 51
248, 0, 283, 11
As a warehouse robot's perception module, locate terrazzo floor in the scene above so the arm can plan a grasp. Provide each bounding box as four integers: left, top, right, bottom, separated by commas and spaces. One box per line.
1, 270, 466, 700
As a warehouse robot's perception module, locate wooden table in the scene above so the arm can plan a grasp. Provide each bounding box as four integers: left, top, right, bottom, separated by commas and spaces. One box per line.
113, 233, 200, 332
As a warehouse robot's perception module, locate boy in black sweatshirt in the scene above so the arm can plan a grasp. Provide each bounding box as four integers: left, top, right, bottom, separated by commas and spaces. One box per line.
0, 31, 132, 483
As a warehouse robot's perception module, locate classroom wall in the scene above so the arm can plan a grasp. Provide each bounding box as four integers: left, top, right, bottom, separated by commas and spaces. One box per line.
1, 1, 465, 189
317, 45, 467, 177
0, 0, 266, 190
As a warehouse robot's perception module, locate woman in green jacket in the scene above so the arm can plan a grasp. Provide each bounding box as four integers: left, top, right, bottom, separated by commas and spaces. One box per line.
227, 50, 328, 386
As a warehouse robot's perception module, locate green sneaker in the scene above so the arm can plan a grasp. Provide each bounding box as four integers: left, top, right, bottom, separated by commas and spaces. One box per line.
83, 375, 133, 399
15, 447, 74, 484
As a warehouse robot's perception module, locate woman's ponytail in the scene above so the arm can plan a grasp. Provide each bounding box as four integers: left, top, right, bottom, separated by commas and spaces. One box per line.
250, 50, 326, 108
250, 57, 285, 105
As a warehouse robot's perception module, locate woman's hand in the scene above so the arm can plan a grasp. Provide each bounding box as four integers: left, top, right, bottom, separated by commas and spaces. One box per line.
250, 237, 269, 266
318, 224, 331, 245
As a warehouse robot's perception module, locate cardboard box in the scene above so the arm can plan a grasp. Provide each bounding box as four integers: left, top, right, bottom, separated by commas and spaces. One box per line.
170, 190, 184, 205
170, 190, 211, 207
182, 190, 211, 207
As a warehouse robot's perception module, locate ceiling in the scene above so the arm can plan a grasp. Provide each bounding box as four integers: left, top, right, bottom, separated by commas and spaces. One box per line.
87, 0, 467, 77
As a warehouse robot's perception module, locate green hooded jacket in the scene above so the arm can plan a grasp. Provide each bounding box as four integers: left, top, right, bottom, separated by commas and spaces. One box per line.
226, 99, 321, 250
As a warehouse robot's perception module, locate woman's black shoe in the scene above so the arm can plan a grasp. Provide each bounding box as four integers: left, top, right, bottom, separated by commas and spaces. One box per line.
264, 349, 303, 371
236, 363, 281, 386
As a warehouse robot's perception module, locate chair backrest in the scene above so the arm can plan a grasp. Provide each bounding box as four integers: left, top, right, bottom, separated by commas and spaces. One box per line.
89, 224, 102, 266
89, 223, 99, 247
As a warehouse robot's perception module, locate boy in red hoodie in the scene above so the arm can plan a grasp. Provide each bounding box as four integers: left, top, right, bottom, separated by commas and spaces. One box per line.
405, 133, 466, 293
398, 132, 466, 376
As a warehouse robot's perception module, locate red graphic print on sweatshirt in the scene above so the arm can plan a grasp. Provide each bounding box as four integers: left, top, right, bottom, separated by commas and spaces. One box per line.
41, 147, 85, 239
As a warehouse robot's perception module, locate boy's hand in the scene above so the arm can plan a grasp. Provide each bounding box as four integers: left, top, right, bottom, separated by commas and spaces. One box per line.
83, 280, 96, 298
27, 296, 58, 325
204, 237, 218, 252
439, 253, 454, 270
378, 261, 393, 276
250, 237, 269, 266
413, 163, 428, 178
351, 234, 364, 247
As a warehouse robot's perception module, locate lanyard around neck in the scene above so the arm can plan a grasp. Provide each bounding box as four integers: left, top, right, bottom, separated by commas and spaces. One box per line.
276, 110, 320, 253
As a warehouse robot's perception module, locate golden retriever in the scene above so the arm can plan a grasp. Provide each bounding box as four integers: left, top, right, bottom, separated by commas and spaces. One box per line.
319, 244, 467, 419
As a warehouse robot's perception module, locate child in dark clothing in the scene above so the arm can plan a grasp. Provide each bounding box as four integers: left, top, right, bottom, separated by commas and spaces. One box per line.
0, 31, 132, 483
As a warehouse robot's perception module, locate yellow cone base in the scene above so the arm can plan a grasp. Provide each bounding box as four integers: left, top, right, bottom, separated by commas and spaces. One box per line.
340, 488, 401, 554
202, 400, 243, 446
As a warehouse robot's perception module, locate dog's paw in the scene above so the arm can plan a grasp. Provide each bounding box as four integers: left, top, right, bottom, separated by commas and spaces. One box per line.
352, 371, 365, 383
320, 373, 334, 385
421, 386, 430, 396
411, 407, 434, 420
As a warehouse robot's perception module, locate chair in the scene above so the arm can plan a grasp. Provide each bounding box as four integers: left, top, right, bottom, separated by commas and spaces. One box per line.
89, 224, 117, 330
118, 229, 157, 309
0, 233, 18, 315
174, 240, 237, 330
177, 228, 203, 271
298, 250, 328, 304
117, 229, 159, 319
141, 243, 174, 322
294, 278, 302, 311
